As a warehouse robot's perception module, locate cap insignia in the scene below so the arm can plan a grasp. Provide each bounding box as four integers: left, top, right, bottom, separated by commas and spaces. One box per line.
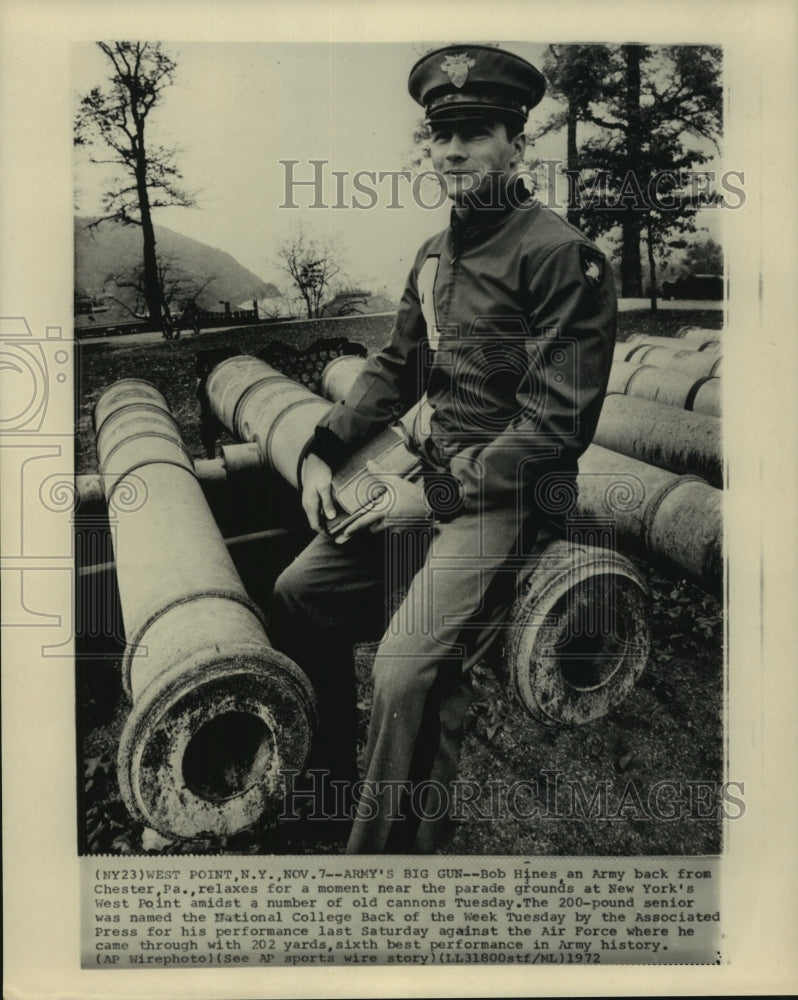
440, 52, 476, 89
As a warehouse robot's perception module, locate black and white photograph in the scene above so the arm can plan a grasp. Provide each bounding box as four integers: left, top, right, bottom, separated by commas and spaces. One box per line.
72, 36, 729, 861
2, 0, 797, 996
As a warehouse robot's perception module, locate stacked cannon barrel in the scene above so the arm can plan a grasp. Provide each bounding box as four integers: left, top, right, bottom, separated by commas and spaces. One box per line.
591, 325, 723, 597
313, 340, 723, 711
87, 323, 722, 840
200, 328, 724, 726
92, 380, 317, 841
316, 333, 724, 600
257, 337, 367, 395
205, 354, 652, 729
612, 327, 723, 404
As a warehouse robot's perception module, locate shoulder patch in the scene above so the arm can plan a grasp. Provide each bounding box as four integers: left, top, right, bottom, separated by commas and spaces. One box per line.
579, 244, 604, 289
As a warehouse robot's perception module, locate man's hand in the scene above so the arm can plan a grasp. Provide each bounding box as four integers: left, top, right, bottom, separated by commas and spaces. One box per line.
301, 453, 337, 533
335, 460, 430, 544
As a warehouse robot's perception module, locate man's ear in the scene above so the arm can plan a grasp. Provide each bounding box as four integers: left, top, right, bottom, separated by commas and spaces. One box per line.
510, 131, 527, 168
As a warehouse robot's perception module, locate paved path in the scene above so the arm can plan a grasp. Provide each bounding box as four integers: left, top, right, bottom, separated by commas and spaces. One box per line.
77, 324, 236, 348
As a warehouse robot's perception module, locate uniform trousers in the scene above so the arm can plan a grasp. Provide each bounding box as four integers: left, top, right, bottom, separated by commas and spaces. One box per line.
269, 505, 539, 854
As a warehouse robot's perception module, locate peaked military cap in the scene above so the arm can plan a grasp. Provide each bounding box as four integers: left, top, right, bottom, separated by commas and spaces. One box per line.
408, 44, 546, 125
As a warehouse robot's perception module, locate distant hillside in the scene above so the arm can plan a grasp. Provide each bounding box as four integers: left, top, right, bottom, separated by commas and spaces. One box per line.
74, 217, 278, 320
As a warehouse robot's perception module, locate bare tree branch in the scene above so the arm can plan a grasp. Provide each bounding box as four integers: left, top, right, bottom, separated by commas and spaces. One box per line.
273, 224, 345, 319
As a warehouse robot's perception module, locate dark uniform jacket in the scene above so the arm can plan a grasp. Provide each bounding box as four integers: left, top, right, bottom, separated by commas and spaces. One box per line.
311, 183, 617, 520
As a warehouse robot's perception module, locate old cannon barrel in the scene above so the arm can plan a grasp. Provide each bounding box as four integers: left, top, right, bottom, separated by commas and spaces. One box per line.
625, 344, 722, 378
607, 362, 721, 417
321, 355, 723, 486
95, 379, 317, 841
203, 354, 287, 433
627, 333, 720, 353
318, 356, 721, 593
678, 325, 723, 349
594, 394, 722, 487
206, 355, 331, 490
690, 377, 722, 415
575, 445, 722, 597
505, 538, 650, 725
207, 354, 424, 524
318, 353, 368, 403
204, 356, 651, 725
310, 355, 651, 724
75, 442, 277, 541
612, 342, 641, 365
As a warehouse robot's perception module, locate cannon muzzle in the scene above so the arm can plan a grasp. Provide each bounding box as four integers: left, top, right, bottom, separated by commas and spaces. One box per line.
95, 379, 317, 841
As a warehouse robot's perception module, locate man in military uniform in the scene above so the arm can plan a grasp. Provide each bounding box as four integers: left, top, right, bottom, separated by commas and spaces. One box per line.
270, 44, 616, 853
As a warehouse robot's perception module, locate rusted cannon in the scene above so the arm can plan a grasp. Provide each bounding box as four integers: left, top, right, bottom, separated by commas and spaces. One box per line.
95, 379, 317, 841
607, 362, 721, 417
76, 442, 259, 511
315, 353, 721, 597
594, 394, 722, 487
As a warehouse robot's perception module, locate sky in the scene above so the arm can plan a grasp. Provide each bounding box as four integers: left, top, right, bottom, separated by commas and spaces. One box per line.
72, 41, 721, 301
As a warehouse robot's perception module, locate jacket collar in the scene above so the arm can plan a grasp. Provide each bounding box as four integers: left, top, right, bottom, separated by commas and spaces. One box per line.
450, 176, 534, 232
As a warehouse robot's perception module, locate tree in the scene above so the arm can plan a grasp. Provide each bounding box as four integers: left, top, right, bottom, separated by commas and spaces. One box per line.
273, 225, 343, 319
321, 287, 373, 317
74, 42, 196, 332
104, 254, 214, 338
256, 290, 296, 321
682, 236, 723, 276
530, 44, 722, 304
529, 45, 615, 225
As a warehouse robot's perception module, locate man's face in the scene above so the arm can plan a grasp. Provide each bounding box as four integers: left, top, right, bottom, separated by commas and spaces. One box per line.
429, 119, 526, 205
